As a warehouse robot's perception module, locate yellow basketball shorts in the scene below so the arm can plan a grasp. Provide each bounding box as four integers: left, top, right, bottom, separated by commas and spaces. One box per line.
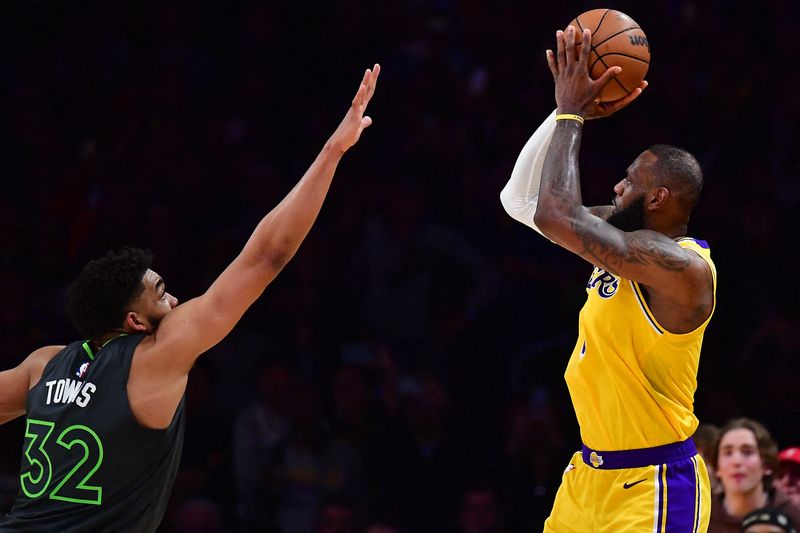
543, 439, 710, 532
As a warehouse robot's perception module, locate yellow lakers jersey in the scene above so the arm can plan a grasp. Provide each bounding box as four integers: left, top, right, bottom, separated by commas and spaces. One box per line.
564, 238, 716, 451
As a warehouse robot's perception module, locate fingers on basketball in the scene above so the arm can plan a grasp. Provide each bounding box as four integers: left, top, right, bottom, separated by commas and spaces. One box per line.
566, 9, 650, 102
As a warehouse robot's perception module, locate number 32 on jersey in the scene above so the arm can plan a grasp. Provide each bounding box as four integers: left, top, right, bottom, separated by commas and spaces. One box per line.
20, 419, 104, 506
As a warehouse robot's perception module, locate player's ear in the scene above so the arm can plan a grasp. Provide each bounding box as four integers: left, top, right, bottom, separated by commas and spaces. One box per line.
649, 187, 669, 210
124, 312, 149, 333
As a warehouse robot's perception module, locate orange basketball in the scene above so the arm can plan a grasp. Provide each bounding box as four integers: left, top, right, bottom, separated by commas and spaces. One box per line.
566, 9, 650, 102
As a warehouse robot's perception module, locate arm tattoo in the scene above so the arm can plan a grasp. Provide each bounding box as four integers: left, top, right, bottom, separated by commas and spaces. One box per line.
540, 122, 690, 276
539, 121, 583, 215
573, 222, 691, 274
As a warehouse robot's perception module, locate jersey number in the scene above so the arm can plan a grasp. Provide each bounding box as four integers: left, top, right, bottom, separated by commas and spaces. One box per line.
20, 419, 104, 505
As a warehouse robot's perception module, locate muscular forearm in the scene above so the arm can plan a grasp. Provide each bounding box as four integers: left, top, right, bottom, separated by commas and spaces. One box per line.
534, 119, 585, 235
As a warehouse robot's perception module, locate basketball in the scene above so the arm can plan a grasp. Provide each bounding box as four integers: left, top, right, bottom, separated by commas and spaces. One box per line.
566, 9, 650, 102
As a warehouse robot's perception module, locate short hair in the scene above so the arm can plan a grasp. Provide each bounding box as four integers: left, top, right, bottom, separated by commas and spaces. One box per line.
67, 248, 153, 339
693, 422, 720, 458
710, 417, 778, 474
648, 144, 703, 211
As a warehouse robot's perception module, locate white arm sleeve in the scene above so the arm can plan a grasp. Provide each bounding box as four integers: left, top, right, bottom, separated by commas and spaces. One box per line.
499, 109, 557, 236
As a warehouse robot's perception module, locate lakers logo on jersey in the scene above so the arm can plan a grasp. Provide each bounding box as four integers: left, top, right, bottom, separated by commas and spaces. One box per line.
586, 268, 619, 299
589, 451, 604, 468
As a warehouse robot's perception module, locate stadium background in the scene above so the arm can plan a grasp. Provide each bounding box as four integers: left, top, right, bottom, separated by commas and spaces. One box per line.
0, 1, 796, 531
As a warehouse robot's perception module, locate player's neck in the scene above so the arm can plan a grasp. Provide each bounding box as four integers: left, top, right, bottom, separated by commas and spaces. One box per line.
645, 209, 688, 239
647, 221, 688, 240
91, 330, 129, 352
669, 222, 689, 240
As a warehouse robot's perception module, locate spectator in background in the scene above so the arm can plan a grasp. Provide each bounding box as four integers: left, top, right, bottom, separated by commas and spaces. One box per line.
696, 422, 723, 495
456, 485, 507, 533
741, 507, 797, 533
356, 176, 497, 370
271, 381, 368, 533
164, 361, 230, 530
390, 373, 464, 532
315, 494, 357, 533
331, 343, 401, 448
734, 307, 800, 427
232, 360, 296, 529
329, 345, 407, 521
164, 498, 224, 533
775, 448, 800, 508
363, 521, 402, 533
709, 418, 800, 532
498, 398, 564, 530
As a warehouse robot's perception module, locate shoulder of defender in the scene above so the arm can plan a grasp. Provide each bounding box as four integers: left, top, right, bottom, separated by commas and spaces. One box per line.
30, 343, 66, 360
23, 345, 66, 388
27, 345, 66, 366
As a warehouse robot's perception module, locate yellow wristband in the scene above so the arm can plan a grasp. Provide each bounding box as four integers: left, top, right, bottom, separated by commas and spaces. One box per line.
555, 113, 585, 125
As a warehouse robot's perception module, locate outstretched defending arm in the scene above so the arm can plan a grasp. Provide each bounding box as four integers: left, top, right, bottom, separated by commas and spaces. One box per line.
146, 65, 381, 373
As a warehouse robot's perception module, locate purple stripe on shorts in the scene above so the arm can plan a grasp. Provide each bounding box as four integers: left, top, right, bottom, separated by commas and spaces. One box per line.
581, 439, 697, 469
664, 457, 698, 532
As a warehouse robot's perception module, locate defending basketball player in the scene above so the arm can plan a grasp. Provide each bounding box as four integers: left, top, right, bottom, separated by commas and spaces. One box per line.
0, 64, 379, 531
500, 27, 715, 532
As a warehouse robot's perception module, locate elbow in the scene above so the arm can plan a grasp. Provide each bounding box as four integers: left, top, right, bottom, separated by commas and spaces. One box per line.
499, 186, 514, 218
533, 206, 557, 236
265, 247, 292, 273
533, 205, 575, 240
249, 240, 293, 276
499, 186, 535, 225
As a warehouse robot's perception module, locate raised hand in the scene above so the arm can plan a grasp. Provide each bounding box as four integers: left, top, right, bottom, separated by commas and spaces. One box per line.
546, 27, 645, 118
328, 64, 381, 153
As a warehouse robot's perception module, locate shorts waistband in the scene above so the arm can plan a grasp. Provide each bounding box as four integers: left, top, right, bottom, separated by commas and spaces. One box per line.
581, 438, 697, 470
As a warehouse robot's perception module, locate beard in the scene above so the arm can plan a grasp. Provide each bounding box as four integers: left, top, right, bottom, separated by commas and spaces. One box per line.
607, 195, 646, 232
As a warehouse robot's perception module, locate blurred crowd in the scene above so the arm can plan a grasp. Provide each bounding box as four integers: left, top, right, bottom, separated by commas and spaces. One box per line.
0, 0, 797, 531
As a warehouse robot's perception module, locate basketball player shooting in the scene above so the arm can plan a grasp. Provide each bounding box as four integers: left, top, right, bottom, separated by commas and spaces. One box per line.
500, 26, 715, 531
0, 64, 379, 531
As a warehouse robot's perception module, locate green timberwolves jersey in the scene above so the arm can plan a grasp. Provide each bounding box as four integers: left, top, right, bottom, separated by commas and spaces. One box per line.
0, 334, 185, 532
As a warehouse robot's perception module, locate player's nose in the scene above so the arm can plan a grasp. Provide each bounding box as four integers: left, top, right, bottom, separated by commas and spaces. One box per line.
613, 180, 625, 196
167, 293, 178, 308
